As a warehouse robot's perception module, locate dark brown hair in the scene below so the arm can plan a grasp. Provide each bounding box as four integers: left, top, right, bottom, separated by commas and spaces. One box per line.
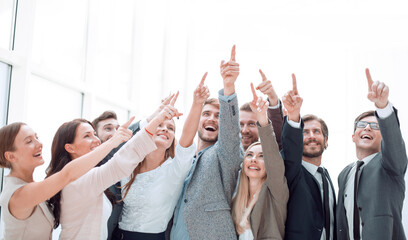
46, 119, 114, 228
0, 122, 26, 169
92, 111, 117, 130
353, 110, 375, 132
302, 114, 329, 141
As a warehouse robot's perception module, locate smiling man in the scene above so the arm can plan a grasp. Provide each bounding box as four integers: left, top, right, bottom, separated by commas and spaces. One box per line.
281, 74, 336, 240
171, 46, 243, 240
336, 69, 407, 240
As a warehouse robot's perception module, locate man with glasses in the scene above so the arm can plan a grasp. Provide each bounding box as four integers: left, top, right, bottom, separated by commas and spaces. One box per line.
336, 69, 407, 240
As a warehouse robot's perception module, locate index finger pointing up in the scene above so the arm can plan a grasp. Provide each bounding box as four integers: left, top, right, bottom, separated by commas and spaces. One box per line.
200, 72, 208, 86
250, 83, 257, 100
292, 73, 298, 95
259, 69, 267, 82
170, 91, 179, 106
230, 45, 236, 62
121, 116, 135, 129
365, 68, 373, 91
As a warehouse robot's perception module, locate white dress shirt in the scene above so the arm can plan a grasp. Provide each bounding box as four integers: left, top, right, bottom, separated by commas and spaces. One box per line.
302, 161, 335, 240
119, 142, 196, 233
100, 194, 112, 240
343, 153, 377, 239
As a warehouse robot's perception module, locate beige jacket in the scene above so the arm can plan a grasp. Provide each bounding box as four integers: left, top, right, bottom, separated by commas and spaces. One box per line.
0, 176, 54, 240
250, 122, 289, 240
58, 130, 156, 240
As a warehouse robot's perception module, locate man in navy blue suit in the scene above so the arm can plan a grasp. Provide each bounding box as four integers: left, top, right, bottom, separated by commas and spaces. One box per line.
281, 74, 336, 240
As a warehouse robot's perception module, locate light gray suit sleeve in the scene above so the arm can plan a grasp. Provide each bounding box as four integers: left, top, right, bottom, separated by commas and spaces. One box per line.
217, 89, 244, 200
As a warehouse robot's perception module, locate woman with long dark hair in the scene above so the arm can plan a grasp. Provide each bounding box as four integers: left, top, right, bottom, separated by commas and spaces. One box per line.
0, 119, 133, 240
46, 105, 180, 239
115, 74, 210, 240
231, 84, 289, 240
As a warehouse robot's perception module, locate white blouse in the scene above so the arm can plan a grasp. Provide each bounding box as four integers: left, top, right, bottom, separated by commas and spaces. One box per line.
119, 142, 196, 233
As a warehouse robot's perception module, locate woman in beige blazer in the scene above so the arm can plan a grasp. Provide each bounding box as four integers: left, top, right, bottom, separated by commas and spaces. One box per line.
0, 118, 134, 240
232, 84, 289, 240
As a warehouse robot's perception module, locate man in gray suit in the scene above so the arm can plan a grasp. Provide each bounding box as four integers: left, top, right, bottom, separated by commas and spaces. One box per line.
336, 68, 407, 240
170, 45, 243, 240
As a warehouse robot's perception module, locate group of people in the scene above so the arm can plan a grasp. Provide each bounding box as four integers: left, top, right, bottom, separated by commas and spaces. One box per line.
0, 45, 406, 240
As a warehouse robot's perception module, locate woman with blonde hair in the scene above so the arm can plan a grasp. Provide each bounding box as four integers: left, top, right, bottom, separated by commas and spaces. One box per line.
0, 119, 133, 240
232, 83, 289, 240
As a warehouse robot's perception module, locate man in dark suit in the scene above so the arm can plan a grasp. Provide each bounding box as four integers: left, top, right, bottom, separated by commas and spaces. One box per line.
281, 74, 336, 240
336, 69, 407, 240
92, 110, 141, 240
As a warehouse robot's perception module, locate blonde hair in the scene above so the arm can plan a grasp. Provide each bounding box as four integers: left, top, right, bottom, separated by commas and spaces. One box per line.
231, 142, 266, 234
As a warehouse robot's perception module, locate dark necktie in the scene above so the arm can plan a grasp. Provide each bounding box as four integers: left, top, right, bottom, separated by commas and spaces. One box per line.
317, 167, 330, 240
353, 161, 365, 240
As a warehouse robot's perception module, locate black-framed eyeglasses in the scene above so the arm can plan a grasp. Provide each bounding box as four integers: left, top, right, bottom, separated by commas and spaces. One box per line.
355, 121, 380, 130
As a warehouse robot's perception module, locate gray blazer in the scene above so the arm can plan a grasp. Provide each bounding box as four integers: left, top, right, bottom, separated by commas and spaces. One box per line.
182, 90, 244, 240
336, 109, 407, 240
250, 122, 289, 240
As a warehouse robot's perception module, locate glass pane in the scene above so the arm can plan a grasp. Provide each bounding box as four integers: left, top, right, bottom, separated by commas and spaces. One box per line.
88, 0, 134, 101
31, 0, 88, 81
0, 61, 10, 224
0, 0, 15, 49
0, 61, 10, 125
26, 75, 83, 182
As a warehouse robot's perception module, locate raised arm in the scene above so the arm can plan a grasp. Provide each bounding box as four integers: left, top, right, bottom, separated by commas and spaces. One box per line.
365, 68, 407, 175
256, 69, 284, 149
73, 106, 182, 197
179, 73, 210, 148
217, 45, 244, 200
281, 74, 304, 187
9, 118, 135, 219
250, 83, 288, 201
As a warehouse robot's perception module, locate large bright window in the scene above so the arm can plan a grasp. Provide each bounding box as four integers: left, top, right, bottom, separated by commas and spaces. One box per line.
0, 0, 15, 50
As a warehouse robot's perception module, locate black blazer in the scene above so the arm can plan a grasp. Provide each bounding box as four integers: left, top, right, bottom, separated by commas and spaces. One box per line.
98, 121, 141, 240
281, 118, 336, 240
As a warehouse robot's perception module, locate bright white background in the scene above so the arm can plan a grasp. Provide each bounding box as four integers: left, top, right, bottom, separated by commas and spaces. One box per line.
1, 0, 407, 236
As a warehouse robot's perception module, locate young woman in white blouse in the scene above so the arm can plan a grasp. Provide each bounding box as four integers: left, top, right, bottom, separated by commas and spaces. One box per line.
115, 74, 210, 240
0, 119, 133, 240
45, 106, 180, 240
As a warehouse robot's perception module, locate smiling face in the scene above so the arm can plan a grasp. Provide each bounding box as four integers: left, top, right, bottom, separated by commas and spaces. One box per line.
153, 119, 176, 149
303, 120, 327, 159
197, 104, 219, 143
243, 144, 266, 180
240, 111, 259, 151
96, 118, 119, 143
352, 116, 382, 156
7, 125, 44, 169
66, 122, 101, 159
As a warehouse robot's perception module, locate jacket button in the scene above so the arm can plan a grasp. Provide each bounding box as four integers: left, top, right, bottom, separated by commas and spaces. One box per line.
362, 222, 364, 227
359, 207, 362, 211
184, 199, 188, 203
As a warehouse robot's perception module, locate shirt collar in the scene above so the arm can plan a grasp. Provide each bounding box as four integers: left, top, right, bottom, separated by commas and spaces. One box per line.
302, 160, 323, 175
356, 152, 379, 167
